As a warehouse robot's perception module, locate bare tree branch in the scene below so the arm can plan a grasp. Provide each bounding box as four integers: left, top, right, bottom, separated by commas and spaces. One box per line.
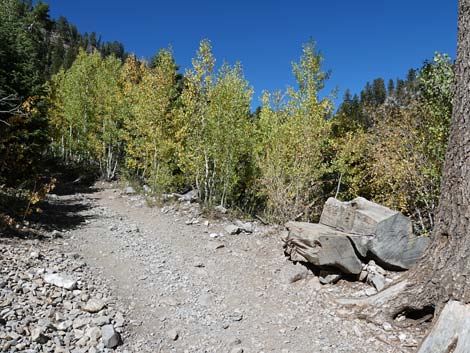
0, 95, 26, 126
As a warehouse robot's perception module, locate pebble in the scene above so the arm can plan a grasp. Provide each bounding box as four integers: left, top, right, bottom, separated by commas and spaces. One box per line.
83, 298, 106, 313
101, 324, 121, 348
167, 328, 179, 341
1, 240, 124, 353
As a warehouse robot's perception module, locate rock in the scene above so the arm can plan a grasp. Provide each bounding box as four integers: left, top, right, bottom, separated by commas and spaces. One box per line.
31, 327, 49, 343
73, 317, 91, 329
359, 270, 368, 282
86, 326, 102, 342
101, 325, 122, 348
114, 312, 125, 328
225, 224, 241, 235
369, 273, 386, 291
279, 261, 311, 283
306, 276, 323, 291
124, 186, 135, 194
143, 185, 151, 193
215, 205, 228, 214
227, 311, 243, 322
319, 271, 342, 285
43, 273, 77, 290
76, 335, 90, 346
166, 328, 179, 341
382, 322, 392, 331
92, 316, 110, 326
234, 220, 254, 233
283, 222, 363, 274
177, 189, 198, 202
365, 287, 377, 296
208, 242, 225, 251
54, 320, 72, 331
30, 251, 41, 259
83, 299, 106, 313
50, 229, 63, 238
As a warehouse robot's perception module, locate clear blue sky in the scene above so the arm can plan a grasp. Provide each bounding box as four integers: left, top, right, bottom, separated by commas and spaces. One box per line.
45, 0, 457, 109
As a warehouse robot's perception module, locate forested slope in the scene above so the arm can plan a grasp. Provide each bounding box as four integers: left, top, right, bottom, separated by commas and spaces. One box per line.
0, 0, 453, 234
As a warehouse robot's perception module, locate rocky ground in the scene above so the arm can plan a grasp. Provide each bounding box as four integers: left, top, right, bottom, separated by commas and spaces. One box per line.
1, 182, 428, 353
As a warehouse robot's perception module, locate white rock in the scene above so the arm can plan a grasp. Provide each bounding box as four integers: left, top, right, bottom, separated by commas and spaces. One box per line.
86, 326, 102, 342
83, 298, 106, 313
124, 186, 135, 194
215, 205, 228, 214
43, 273, 77, 290
369, 273, 386, 291
166, 328, 179, 341
225, 224, 241, 235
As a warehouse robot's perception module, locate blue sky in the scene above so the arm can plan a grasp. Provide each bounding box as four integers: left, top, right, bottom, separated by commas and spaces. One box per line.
45, 0, 457, 108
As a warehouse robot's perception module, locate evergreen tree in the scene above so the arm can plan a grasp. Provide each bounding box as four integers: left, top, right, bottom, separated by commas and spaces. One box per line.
387, 79, 395, 96
50, 38, 65, 75
372, 78, 386, 104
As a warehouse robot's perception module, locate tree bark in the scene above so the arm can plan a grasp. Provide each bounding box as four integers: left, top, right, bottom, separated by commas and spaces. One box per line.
392, 0, 470, 314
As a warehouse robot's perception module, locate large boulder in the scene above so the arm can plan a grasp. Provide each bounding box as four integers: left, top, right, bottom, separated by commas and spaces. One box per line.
283, 197, 429, 273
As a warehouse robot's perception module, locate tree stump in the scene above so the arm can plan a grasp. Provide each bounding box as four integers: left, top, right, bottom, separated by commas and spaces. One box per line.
284, 222, 363, 274
283, 197, 429, 273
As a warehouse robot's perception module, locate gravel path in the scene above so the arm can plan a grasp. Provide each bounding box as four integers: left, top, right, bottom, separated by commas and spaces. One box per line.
1, 182, 423, 353
60, 183, 423, 353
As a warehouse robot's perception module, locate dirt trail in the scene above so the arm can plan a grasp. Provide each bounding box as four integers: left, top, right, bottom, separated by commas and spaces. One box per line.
61, 183, 418, 353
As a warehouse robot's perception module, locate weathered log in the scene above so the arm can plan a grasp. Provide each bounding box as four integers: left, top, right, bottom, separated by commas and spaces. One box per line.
417, 300, 470, 353
320, 197, 429, 270
283, 222, 363, 274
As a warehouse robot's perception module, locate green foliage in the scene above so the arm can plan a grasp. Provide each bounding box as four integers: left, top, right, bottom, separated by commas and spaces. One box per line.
179, 40, 254, 207
124, 49, 183, 192
0, 0, 50, 186
48, 50, 125, 180
255, 41, 333, 222
331, 53, 453, 233
2, 0, 455, 233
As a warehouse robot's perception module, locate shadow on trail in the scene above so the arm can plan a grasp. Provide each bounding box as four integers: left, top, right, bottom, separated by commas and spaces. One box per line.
1, 161, 101, 240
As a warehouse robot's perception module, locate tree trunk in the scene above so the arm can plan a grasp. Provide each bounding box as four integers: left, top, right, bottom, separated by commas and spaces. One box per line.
391, 0, 470, 316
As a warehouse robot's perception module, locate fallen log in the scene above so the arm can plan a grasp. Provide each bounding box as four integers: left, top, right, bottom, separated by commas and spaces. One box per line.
321, 197, 429, 270
284, 222, 363, 274
284, 197, 429, 273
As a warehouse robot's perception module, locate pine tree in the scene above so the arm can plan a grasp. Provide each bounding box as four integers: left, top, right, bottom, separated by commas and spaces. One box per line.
387, 78, 395, 97
372, 78, 386, 104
